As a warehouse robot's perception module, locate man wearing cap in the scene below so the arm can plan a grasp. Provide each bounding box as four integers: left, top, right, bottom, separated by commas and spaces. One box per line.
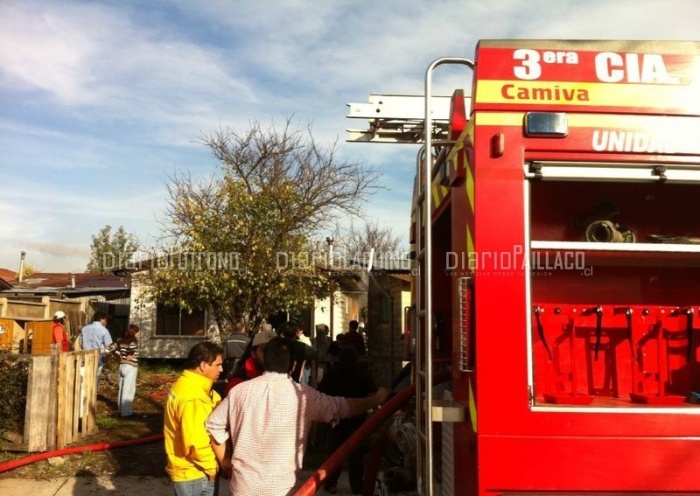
223, 325, 276, 396
52, 311, 70, 352
206, 337, 389, 496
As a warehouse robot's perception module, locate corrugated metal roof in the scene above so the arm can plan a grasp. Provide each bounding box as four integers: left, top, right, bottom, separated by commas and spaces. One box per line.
353, 257, 412, 273
0, 268, 17, 282
6, 272, 129, 289
334, 273, 368, 292
0, 272, 130, 300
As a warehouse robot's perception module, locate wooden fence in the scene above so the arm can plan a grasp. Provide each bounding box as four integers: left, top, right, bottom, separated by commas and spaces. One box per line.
0, 350, 99, 452
56, 350, 99, 449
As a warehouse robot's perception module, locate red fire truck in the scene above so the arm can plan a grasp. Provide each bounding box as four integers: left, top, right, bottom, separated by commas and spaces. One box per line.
347, 40, 700, 495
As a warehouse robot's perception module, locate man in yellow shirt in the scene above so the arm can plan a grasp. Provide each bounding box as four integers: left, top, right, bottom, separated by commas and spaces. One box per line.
164, 342, 224, 496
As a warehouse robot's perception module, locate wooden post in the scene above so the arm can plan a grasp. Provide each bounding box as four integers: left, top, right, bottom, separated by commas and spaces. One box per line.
83, 350, 98, 436
24, 355, 55, 452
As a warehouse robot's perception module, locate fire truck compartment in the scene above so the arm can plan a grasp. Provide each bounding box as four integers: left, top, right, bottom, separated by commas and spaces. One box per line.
527, 176, 700, 407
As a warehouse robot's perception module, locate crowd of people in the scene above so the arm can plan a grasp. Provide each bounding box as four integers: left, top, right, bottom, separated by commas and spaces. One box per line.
52, 310, 380, 495
167, 319, 382, 496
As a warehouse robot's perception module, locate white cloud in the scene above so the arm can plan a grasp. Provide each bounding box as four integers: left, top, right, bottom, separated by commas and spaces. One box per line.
0, 1, 103, 103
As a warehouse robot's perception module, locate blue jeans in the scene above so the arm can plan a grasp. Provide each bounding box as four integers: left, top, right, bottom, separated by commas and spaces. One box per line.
301, 366, 311, 386
118, 364, 138, 416
173, 477, 216, 496
96, 353, 106, 386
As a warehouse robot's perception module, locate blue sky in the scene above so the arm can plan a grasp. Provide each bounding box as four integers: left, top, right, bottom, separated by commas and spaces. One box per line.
1, 0, 698, 273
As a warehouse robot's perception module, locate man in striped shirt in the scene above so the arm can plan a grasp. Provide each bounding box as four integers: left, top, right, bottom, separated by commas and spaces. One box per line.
206, 336, 388, 496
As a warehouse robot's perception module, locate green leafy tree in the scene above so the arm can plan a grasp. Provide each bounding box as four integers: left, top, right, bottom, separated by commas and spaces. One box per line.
145, 118, 382, 334
87, 225, 139, 273
21, 263, 38, 277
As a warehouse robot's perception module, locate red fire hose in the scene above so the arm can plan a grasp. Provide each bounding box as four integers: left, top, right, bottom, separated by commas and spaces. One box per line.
294, 368, 450, 496
0, 434, 164, 474
360, 411, 393, 495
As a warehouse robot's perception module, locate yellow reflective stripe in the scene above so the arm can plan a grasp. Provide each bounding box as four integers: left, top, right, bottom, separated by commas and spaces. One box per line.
465, 160, 474, 213
431, 178, 448, 210
475, 112, 523, 126
431, 181, 441, 208
466, 225, 474, 258
476, 80, 699, 111
469, 378, 477, 432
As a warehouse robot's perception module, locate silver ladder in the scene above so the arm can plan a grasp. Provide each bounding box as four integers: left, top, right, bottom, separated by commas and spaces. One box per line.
346, 94, 468, 143
414, 58, 474, 496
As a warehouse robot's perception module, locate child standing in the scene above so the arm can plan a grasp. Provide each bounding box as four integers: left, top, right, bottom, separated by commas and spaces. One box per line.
117, 324, 140, 417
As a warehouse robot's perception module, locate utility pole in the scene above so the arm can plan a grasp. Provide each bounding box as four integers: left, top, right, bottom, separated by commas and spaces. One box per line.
326, 237, 334, 339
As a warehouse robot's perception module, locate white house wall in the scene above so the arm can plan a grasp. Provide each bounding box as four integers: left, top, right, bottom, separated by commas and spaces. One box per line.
312, 292, 345, 340
130, 272, 207, 359
312, 289, 366, 341
131, 271, 366, 359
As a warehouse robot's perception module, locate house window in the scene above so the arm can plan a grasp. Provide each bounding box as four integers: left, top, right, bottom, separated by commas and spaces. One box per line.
156, 303, 206, 336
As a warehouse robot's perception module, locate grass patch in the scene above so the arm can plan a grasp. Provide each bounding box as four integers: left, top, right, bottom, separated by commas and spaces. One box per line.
0, 450, 20, 463
140, 359, 183, 375
96, 415, 120, 429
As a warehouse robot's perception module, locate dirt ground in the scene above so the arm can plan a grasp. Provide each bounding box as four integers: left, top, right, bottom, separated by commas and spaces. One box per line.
0, 359, 329, 481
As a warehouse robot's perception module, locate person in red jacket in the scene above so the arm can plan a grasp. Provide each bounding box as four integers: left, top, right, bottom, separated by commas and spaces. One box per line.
223, 326, 276, 396
51, 311, 70, 352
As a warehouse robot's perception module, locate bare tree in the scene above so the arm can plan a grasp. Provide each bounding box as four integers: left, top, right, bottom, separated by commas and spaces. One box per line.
143, 117, 383, 334
344, 219, 404, 256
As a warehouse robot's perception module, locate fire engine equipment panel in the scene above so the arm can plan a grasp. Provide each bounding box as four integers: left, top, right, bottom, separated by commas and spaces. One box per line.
529, 178, 700, 407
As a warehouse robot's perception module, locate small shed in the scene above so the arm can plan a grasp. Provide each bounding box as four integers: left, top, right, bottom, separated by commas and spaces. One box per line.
0, 272, 131, 345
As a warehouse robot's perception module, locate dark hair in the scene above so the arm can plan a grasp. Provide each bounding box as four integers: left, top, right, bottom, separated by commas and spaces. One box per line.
262, 337, 292, 374
118, 324, 140, 346
184, 342, 223, 369
315, 324, 329, 337
92, 311, 108, 322
281, 320, 299, 338
349, 320, 359, 332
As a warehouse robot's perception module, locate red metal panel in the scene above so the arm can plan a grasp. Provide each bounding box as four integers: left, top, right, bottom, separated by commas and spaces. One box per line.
480, 435, 700, 492
470, 118, 531, 439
